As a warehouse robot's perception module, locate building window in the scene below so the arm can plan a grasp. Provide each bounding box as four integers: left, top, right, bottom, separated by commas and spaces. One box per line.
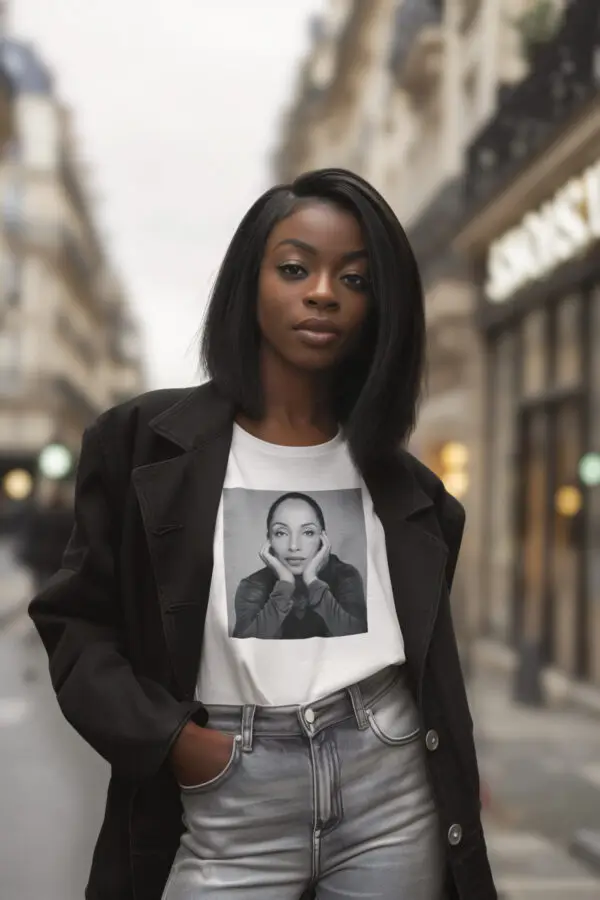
521, 308, 547, 397
1, 252, 22, 310
0, 330, 20, 393
518, 408, 549, 649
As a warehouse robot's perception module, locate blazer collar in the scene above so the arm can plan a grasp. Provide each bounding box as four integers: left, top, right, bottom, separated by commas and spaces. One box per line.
148, 381, 235, 451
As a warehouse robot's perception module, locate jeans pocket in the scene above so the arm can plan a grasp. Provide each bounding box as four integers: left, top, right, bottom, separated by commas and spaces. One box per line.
178, 734, 243, 794
365, 679, 422, 747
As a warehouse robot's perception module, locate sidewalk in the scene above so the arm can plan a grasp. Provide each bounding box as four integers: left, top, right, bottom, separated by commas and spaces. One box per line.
0, 537, 33, 629
469, 648, 600, 898
483, 823, 600, 900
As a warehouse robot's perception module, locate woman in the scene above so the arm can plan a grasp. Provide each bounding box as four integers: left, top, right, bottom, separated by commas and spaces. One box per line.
233, 491, 367, 639
29, 168, 497, 900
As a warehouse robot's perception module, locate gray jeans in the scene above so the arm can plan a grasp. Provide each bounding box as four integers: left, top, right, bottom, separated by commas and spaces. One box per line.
163, 667, 443, 899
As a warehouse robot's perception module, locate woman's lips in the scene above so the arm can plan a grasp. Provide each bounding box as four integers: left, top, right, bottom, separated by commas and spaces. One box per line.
294, 317, 341, 347
296, 329, 339, 347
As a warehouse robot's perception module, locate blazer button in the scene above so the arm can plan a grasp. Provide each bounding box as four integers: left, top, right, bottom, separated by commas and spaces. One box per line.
425, 729, 439, 751
448, 824, 463, 847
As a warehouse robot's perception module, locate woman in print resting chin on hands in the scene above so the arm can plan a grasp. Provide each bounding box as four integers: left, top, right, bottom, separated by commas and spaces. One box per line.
234, 492, 366, 640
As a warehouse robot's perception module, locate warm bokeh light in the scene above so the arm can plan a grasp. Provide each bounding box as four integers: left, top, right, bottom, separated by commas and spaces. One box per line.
439, 442, 470, 471
555, 485, 583, 518
3, 468, 34, 500
443, 470, 470, 499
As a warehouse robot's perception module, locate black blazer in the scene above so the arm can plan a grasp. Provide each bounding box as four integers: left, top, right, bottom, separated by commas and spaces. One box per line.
29, 383, 497, 900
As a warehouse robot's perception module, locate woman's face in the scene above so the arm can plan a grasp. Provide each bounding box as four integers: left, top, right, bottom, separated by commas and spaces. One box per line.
269, 498, 323, 575
257, 200, 371, 372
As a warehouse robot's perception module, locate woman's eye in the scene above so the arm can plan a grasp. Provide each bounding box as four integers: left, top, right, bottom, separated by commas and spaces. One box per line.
342, 273, 369, 291
273, 529, 286, 538
278, 263, 306, 279
304, 529, 316, 537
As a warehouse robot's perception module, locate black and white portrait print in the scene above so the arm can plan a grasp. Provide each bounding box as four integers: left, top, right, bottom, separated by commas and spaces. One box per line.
223, 488, 368, 640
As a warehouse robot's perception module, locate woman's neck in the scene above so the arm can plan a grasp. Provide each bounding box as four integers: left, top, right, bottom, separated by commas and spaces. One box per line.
236, 347, 337, 447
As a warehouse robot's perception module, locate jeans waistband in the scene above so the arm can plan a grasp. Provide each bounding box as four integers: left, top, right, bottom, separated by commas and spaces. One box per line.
204, 665, 407, 750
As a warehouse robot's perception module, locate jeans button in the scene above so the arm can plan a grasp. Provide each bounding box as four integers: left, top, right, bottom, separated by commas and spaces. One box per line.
448, 824, 463, 847
425, 729, 439, 751
304, 708, 315, 725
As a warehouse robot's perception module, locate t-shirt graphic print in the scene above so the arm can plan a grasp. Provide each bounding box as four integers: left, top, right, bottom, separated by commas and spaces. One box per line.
225, 488, 368, 640
196, 424, 405, 707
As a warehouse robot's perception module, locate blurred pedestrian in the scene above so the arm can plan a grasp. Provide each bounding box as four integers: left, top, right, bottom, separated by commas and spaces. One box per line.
29, 169, 497, 900
17, 488, 74, 593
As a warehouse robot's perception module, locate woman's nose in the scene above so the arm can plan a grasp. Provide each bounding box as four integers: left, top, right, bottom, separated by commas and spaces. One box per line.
303, 273, 339, 312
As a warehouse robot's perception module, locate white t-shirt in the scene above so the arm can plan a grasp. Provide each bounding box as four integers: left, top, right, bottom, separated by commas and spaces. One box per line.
196, 425, 405, 706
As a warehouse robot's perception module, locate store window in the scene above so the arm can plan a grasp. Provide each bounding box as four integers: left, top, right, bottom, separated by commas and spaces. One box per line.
587, 287, 600, 685
521, 309, 547, 397
487, 334, 517, 641
519, 409, 548, 648
555, 294, 582, 389
552, 401, 583, 675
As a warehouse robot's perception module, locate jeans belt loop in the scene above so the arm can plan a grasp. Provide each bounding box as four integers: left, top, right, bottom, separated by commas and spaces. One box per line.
347, 683, 369, 731
241, 705, 256, 751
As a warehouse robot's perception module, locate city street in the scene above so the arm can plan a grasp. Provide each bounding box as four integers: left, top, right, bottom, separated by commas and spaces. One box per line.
472, 665, 600, 899
0, 611, 108, 899
1, 541, 599, 899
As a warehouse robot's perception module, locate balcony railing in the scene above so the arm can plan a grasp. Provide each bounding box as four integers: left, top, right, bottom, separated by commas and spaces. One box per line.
407, 175, 467, 279
465, 0, 600, 207
389, 0, 443, 95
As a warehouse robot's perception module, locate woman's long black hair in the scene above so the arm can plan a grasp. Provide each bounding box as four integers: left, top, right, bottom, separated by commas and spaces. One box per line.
201, 168, 425, 472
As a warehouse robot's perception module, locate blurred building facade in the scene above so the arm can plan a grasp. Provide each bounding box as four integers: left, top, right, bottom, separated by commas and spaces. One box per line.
273, 0, 396, 186
272, 0, 600, 693
0, 40, 144, 527
456, 0, 600, 691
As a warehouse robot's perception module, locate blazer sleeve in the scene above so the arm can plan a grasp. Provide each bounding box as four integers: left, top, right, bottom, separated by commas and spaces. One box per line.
28, 419, 206, 782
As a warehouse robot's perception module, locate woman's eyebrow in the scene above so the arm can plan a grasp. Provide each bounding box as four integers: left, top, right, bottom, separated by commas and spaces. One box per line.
274, 239, 367, 264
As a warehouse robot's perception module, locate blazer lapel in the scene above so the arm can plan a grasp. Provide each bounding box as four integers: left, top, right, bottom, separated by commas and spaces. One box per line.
132, 385, 234, 700
365, 457, 448, 699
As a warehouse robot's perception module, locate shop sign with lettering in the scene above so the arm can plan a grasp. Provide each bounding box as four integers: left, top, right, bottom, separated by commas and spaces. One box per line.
485, 160, 600, 303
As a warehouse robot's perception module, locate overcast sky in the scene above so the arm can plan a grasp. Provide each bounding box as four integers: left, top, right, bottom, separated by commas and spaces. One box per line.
11, 0, 323, 389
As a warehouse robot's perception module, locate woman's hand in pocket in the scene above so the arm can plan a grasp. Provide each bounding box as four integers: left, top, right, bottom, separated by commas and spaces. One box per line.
169, 722, 235, 788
